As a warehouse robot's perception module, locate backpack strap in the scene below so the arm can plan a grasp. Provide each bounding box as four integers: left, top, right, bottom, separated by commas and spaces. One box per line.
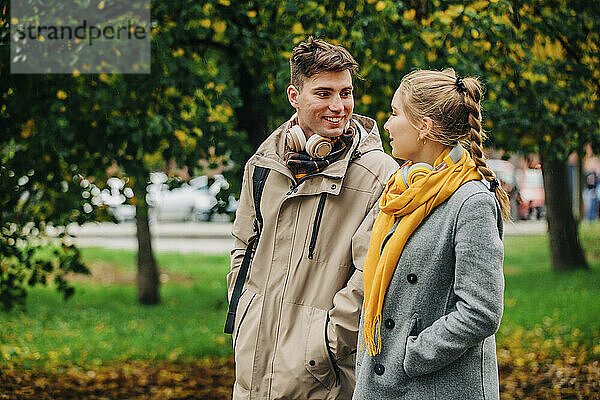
224, 165, 270, 334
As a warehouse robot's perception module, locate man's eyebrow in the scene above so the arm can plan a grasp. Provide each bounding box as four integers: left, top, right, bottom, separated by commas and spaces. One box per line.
311, 86, 354, 91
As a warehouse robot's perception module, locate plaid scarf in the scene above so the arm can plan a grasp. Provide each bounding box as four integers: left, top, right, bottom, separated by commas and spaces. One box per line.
284, 119, 356, 181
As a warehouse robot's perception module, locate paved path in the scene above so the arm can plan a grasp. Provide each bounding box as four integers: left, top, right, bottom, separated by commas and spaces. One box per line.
61, 219, 547, 254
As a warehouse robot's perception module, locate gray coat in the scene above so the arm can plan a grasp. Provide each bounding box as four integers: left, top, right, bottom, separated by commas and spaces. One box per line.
353, 180, 504, 400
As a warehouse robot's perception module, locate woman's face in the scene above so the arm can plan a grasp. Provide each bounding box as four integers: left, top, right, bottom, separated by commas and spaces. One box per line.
384, 91, 421, 160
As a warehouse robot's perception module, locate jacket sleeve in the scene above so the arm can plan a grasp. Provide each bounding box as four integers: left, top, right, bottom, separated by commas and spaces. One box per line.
403, 192, 505, 377
326, 188, 383, 361
226, 162, 255, 302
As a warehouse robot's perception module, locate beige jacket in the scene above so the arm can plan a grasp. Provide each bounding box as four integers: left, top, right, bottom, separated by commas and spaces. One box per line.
227, 114, 398, 399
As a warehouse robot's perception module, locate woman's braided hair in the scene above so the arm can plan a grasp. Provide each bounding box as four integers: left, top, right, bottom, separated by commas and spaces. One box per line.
397, 68, 511, 221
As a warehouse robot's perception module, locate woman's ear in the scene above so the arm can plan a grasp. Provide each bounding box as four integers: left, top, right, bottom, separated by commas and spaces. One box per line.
419, 116, 434, 140
287, 85, 300, 109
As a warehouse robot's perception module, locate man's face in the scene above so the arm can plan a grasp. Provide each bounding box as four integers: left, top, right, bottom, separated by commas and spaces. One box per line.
287, 70, 354, 139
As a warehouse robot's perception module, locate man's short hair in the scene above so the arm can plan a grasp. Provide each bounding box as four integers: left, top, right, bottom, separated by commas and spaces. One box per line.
290, 36, 359, 91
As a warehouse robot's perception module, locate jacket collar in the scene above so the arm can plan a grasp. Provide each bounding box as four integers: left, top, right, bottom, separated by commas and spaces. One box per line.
251, 113, 385, 194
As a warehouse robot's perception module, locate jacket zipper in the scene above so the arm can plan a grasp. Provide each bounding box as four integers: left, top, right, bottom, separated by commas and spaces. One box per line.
308, 193, 327, 259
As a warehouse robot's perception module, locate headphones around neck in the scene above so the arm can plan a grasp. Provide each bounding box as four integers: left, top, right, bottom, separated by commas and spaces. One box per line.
285, 114, 351, 159
398, 144, 464, 190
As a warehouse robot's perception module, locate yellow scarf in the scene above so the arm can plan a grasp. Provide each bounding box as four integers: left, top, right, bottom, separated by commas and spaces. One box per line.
361, 146, 483, 356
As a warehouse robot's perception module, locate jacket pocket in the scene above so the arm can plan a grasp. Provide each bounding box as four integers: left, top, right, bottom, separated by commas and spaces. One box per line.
232, 289, 261, 392
403, 312, 421, 377
305, 307, 336, 390
232, 289, 257, 349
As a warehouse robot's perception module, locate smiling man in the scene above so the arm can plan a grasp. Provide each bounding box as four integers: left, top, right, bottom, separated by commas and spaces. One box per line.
226, 37, 397, 399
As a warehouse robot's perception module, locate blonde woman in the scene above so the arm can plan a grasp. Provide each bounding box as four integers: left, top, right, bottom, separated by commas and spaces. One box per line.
354, 69, 509, 400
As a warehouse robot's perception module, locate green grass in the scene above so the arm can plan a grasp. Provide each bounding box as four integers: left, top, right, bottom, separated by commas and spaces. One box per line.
1, 222, 599, 369
0, 252, 233, 368
496, 222, 600, 363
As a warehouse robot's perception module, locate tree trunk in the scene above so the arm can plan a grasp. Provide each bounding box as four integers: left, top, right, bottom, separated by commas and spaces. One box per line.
135, 185, 160, 305
235, 63, 269, 153
577, 150, 584, 222
540, 154, 588, 271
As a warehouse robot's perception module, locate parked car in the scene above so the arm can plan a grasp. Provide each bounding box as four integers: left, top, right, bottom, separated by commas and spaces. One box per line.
487, 159, 522, 220
147, 173, 236, 222
101, 173, 237, 223
487, 160, 545, 220
516, 167, 545, 220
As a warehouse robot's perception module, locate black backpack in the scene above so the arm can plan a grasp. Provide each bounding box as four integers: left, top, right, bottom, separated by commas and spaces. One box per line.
224, 166, 270, 334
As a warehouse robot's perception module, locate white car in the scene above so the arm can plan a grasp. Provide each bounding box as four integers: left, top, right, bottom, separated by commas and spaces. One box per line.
146, 173, 232, 222
101, 174, 235, 223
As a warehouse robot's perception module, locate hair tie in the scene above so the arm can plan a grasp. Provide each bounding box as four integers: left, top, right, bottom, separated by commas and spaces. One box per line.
489, 178, 499, 192
455, 76, 467, 93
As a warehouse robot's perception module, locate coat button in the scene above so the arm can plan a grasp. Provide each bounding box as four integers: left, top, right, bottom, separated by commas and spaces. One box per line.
309, 360, 316, 366
384, 318, 395, 329
407, 273, 417, 284
331, 184, 336, 189
374, 363, 385, 375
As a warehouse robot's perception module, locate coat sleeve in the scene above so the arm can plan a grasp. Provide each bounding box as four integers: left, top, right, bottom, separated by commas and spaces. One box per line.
326, 187, 383, 361
403, 192, 504, 378
226, 162, 255, 302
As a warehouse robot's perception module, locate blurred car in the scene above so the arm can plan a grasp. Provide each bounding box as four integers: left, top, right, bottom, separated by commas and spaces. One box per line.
147, 173, 236, 222
100, 177, 136, 222
487, 159, 521, 220
100, 173, 237, 223
516, 167, 545, 220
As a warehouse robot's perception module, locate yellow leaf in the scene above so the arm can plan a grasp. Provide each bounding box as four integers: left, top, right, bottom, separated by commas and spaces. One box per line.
403, 9, 416, 20
72, 69, 80, 77
421, 31, 438, 47
247, 10, 257, 18
165, 87, 177, 97
471, 29, 479, 39
56, 90, 68, 100
361, 94, 372, 105
98, 1, 105, 10
438, 12, 452, 25
292, 22, 304, 34
200, 19, 211, 28
213, 21, 226, 33
395, 54, 406, 70
375, 1, 386, 11
218, 0, 230, 5
173, 129, 187, 144
543, 99, 559, 113
472, 0, 489, 10
11, 17, 18, 25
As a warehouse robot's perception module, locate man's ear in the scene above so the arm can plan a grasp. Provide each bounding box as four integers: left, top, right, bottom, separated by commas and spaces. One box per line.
419, 116, 434, 140
287, 85, 300, 109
